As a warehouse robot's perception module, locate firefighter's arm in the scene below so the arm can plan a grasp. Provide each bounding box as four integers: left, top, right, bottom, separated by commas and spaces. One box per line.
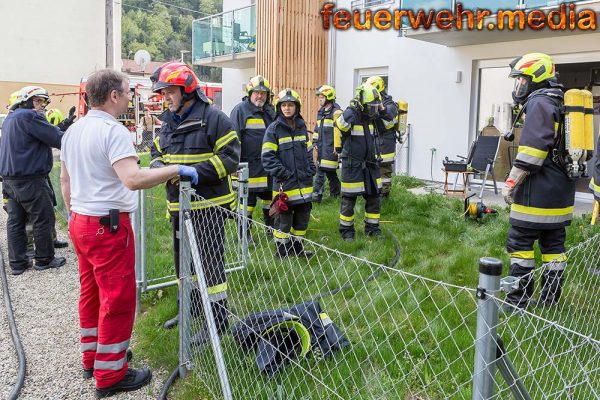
261, 127, 291, 180
590, 135, 600, 202
149, 134, 165, 168
230, 104, 243, 141
196, 112, 240, 184
306, 131, 316, 176
380, 100, 399, 130
28, 112, 63, 149
513, 98, 556, 175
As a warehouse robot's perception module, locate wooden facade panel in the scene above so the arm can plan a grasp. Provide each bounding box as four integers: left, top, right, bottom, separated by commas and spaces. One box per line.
256, 0, 328, 130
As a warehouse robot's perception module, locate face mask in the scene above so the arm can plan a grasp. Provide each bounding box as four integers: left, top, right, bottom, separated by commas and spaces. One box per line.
512, 76, 530, 104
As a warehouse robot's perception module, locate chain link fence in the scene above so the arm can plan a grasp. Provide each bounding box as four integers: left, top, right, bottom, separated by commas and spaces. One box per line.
175, 180, 600, 399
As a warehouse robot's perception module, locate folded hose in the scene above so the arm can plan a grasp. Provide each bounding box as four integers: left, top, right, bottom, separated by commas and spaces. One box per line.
0, 248, 27, 400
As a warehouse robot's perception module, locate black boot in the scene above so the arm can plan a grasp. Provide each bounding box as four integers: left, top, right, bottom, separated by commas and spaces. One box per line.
537, 269, 564, 306
505, 266, 534, 309
54, 239, 69, 248
292, 239, 313, 259
95, 368, 152, 398
276, 241, 292, 259
34, 256, 66, 271
191, 299, 229, 347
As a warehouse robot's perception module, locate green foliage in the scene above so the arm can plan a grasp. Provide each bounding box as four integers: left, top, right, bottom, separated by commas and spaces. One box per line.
121, 0, 222, 82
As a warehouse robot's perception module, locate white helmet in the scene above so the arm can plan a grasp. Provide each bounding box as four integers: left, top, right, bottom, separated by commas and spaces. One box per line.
12, 86, 50, 109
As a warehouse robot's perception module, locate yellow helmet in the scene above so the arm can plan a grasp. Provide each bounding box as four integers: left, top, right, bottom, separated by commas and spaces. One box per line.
509, 52, 555, 84
246, 75, 272, 97
315, 85, 336, 101
356, 83, 381, 106
366, 76, 385, 93
7, 91, 19, 110
45, 108, 65, 125
274, 88, 302, 114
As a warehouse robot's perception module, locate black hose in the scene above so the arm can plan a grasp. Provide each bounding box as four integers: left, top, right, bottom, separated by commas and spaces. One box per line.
0, 248, 27, 400
158, 366, 180, 400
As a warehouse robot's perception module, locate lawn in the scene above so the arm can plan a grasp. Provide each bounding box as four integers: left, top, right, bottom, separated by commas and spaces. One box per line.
87, 156, 599, 399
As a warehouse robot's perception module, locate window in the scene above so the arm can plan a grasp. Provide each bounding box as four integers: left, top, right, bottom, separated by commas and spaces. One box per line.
351, 0, 395, 10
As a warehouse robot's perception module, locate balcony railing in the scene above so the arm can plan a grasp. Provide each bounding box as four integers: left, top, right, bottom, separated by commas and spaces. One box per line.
192, 4, 256, 63
400, 0, 595, 14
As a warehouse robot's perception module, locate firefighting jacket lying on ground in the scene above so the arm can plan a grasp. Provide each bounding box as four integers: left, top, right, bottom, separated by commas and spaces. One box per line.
231, 300, 350, 376
230, 98, 276, 192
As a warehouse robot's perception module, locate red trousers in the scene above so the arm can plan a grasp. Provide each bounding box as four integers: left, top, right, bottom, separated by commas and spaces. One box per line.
69, 212, 135, 388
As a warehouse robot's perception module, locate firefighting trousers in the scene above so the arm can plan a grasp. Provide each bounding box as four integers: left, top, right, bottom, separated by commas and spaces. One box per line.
69, 212, 135, 389
313, 168, 341, 197
379, 163, 394, 195
3, 177, 55, 270
171, 208, 228, 315
339, 194, 381, 238
506, 225, 567, 307
273, 202, 311, 256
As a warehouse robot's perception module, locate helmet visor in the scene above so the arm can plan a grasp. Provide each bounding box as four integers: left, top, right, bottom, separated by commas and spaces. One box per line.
513, 76, 530, 100
364, 102, 380, 119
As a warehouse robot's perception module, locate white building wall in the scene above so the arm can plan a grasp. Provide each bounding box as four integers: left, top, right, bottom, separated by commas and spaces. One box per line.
222, 67, 255, 115
332, 0, 600, 181
0, 0, 111, 85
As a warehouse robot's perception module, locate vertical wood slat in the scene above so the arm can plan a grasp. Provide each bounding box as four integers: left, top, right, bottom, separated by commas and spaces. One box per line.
256, 0, 327, 130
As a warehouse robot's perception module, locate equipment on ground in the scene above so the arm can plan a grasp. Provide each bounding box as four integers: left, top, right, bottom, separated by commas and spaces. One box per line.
464, 194, 497, 222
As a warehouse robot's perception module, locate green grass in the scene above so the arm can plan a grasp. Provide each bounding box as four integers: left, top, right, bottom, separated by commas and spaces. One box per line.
67, 158, 595, 399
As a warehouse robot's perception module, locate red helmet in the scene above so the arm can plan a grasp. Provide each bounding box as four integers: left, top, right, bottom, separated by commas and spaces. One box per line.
151, 62, 199, 94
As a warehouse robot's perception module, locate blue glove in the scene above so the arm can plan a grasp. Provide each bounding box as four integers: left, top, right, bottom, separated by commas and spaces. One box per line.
178, 165, 199, 185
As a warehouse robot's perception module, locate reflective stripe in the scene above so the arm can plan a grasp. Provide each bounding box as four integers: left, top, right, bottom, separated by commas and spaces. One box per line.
273, 186, 313, 202
97, 340, 130, 354
510, 251, 535, 259
290, 228, 306, 237
274, 230, 290, 243
544, 261, 566, 271
382, 119, 395, 129
351, 125, 364, 136
320, 159, 338, 168
339, 214, 355, 226
208, 282, 228, 295
215, 130, 238, 151
162, 153, 212, 164
511, 258, 536, 268
293, 136, 306, 142
313, 133, 320, 141
542, 253, 568, 263
589, 178, 600, 198
516, 146, 547, 166
248, 176, 269, 189
320, 312, 333, 326
278, 137, 292, 145
245, 118, 266, 130
94, 356, 126, 371
209, 156, 227, 179
262, 142, 278, 153
239, 204, 255, 213
81, 327, 98, 337
80, 342, 97, 352
167, 192, 236, 211
149, 157, 163, 165
336, 115, 350, 131
510, 204, 574, 224
381, 152, 395, 163
365, 212, 380, 224
381, 177, 392, 184
153, 136, 162, 153
209, 291, 228, 302
376, 178, 382, 189
365, 213, 380, 219
341, 181, 365, 194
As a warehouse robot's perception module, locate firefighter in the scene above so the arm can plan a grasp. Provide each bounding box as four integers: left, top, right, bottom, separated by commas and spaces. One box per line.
149, 62, 240, 343
0, 86, 67, 275
366, 76, 399, 198
311, 85, 342, 203
262, 89, 315, 258
335, 83, 391, 242
502, 53, 576, 310
230, 75, 276, 242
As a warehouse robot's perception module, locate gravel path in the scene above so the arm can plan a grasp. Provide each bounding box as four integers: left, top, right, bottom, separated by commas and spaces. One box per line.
0, 211, 168, 399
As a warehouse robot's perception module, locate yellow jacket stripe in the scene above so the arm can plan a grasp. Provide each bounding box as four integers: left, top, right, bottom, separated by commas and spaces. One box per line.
153, 136, 162, 153
262, 142, 278, 153
272, 186, 313, 202
245, 118, 266, 129
162, 153, 213, 164
381, 152, 395, 163
167, 191, 235, 212
215, 130, 238, 151
209, 155, 227, 179
290, 228, 307, 237
516, 146, 548, 166
336, 114, 351, 132
510, 204, 574, 224
589, 177, 600, 199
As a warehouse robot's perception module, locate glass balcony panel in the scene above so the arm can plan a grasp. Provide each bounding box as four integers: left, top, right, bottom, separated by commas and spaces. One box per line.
192, 4, 256, 62
458, 0, 520, 14
523, 0, 589, 8
401, 0, 453, 11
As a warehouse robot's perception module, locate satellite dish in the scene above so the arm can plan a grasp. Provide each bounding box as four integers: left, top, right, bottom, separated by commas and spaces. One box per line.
134, 49, 152, 71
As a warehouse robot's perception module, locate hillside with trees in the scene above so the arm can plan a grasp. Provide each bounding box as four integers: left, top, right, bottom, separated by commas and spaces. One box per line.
121, 0, 222, 81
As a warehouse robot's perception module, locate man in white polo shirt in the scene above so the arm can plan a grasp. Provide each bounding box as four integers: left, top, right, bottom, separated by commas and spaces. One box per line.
60, 69, 198, 398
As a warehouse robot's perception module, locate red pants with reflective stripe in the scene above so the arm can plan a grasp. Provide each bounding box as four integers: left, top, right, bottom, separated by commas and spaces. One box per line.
69, 212, 135, 388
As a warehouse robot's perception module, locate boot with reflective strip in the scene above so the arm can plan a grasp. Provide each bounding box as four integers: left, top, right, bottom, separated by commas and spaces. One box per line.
505, 263, 535, 309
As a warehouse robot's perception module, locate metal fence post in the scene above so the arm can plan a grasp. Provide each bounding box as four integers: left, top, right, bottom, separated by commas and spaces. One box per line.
238, 163, 249, 268
473, 257, 502, 400
179, 180, 193, 379
133, 190, 143, 315
140, 188, 148, 292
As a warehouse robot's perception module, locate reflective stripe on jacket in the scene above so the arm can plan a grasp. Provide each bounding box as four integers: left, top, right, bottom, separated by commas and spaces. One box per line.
373, 92, 399, 165
150, 101, 240, 213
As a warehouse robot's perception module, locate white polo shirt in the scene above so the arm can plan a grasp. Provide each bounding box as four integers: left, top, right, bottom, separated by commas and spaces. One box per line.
61, 110, 138, 216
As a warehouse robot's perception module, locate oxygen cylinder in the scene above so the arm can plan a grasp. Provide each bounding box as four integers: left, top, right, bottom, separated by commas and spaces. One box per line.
333, 109, 343, 150
583, 89, 594, 153
397, 101, 408, 136
564, 89, 586, 177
